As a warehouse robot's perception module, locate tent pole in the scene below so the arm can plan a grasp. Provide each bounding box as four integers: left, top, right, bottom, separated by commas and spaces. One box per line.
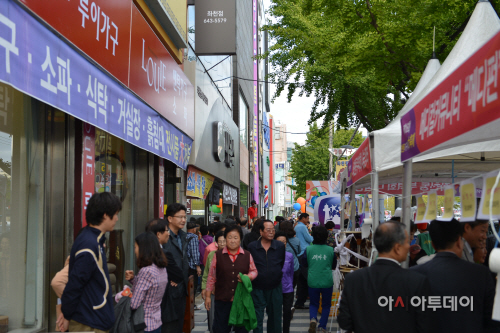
349, 185, 356, 231
402, 159, 413, 268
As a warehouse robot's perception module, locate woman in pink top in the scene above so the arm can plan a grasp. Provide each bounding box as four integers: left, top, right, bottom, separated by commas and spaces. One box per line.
126, 232, 168, 333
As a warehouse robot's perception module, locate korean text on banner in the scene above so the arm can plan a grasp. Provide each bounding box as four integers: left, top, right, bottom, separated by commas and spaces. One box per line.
415, 196, 427, 224
347, 138, 371, 187
460, 179, 477, 222
186, 166, 214, 200
424, 190, 438, 222
478, 169, 500, 220
400, 28, 500, 161
0, 0, 192, 170
356, 182, 447, 196
252, 0, 259, 202
438, 185, 455, 221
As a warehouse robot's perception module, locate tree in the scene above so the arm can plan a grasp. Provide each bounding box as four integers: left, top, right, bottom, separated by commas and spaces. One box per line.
288, 123, 364, 199
263, 0, 500, 132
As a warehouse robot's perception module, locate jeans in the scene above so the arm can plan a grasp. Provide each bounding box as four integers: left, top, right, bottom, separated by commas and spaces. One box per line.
147, 327, 161, 333
251, 284, 283, 333
309, 286, 333, 329
282, 292, 294, 333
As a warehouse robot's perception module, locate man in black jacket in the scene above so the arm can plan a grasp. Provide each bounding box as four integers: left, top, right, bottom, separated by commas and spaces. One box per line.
58, 192, 122, 332
161, 203, 190, 333
247, 220, 286, 333
411, 219, 499, 332
337, 221, 431, 333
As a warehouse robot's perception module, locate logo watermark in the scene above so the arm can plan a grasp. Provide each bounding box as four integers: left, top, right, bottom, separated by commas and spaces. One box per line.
378, 296, 473, 311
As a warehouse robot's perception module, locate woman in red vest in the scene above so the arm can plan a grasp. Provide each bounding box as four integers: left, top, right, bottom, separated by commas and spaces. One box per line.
205, 224, 258, 333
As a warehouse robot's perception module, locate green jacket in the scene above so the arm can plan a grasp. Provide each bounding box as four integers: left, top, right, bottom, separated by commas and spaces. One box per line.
201, 250, 216, 290
228, 273, 257, 331
306, 244, 335, 289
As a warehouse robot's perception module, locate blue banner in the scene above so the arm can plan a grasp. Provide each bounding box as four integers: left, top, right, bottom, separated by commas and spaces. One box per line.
0, 0, 191, 169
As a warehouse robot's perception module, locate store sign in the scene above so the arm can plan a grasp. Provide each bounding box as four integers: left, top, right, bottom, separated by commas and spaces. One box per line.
263, 112, 270, 148
129, 6, 194, 139
82, 123, 95, 227
20, 0, 131, 85
401, 28, 500, 161
194, 0, 236, 55
252, 0, 259, 203
330, 148, 357, 157
20, 1, 195, 140
356, 182, 448, 195
158, 159, 164, 218
347, 138, 371, 187
223, 184, 238, 205
0, 0, 192, 169
213, 122, 234, 167
275, 163, 285, 169
186, 166, 214, 199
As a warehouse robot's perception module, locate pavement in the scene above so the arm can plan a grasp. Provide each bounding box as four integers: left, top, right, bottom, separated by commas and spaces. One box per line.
191, 293, 340, 333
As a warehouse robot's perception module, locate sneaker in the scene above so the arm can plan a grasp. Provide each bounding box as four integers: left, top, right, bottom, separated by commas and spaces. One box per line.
290, 307, 295, 320
308, 319, 317, 333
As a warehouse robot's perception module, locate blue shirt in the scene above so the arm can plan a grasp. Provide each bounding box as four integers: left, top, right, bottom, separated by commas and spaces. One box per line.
295, 222, 313, 255
286, 237, 301, 271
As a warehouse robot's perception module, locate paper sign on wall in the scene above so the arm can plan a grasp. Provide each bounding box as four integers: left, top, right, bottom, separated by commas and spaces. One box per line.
478, 169, 500, 220
415, 196, 427, 223
460, 179, 477, 222
438, 185, 455, 221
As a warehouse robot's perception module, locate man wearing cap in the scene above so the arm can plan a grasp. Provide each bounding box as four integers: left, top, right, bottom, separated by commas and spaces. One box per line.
248, 200, 258, 221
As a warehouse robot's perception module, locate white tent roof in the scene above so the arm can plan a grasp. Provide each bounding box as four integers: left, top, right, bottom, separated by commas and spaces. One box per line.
343, 1, 500, 188
355, 1, 500, 188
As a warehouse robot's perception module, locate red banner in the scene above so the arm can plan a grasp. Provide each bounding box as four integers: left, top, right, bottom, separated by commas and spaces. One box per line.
159, 159, 164, 218
20, 0, 195, 139
82, 123, 95, 227
347, 138, 371, 186
401, 30, 500, 161
356, 182, 448, 196
129, 5, 195, 139
20, 0, 132, 85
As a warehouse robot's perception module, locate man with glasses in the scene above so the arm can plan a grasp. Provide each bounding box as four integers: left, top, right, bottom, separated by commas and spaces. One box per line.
247, 220, 286, 333
161, 203, 190, 333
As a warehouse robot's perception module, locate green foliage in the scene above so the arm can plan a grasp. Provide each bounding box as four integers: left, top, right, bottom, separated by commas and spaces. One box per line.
263, 0, 500, 132
288, 123, 364, 198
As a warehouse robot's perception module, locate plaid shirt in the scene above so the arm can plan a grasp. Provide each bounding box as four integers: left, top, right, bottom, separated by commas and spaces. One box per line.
130, 264, 168, 331
186, 232, 200, 270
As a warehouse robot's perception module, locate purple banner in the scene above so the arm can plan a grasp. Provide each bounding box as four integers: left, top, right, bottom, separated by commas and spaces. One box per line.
400, 109, 421, 162
0, 0, 192, 169
252, 0, 259, 202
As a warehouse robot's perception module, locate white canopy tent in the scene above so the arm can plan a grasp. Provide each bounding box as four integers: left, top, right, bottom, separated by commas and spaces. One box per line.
340, 0, 500, 233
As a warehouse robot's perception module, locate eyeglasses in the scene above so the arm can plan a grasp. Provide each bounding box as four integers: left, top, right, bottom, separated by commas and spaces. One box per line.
172, 215, 187, 220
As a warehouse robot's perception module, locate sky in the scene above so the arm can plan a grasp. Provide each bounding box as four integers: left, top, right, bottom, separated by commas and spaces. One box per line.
261, 0, 367, 146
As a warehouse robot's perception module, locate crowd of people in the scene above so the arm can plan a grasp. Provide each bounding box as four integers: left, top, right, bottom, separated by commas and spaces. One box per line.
51, 191, 500, 333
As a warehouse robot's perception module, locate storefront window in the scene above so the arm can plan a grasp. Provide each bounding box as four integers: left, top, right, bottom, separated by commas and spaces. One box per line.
94, 129, 135, 294
0, 86, 45, 331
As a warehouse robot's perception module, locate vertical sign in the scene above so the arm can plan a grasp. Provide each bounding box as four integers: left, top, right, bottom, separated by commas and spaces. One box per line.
82, 123, 95, 227
269, 117, 274, 204
159, 159, 164, 218
253, 0, 259, 202
460, 179, 477, 222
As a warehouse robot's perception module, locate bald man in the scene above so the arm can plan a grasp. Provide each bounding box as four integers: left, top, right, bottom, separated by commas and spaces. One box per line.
337, 222, 431, 333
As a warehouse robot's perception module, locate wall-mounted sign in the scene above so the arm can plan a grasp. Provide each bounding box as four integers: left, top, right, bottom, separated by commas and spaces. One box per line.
223, 183, 238, 205
186, 166, 214, 199
213, 121, 234, 168
194, 0, 236, 55
275, 163, 285, 169
0, 0, 192, 169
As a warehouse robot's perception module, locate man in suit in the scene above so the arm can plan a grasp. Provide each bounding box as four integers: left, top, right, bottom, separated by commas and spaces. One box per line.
161, 203, 190, 333
411, 219, 498, 332
462, 220, 488, 262
337, 221, 431, 333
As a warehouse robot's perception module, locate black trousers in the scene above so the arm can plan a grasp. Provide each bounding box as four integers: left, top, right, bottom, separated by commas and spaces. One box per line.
294, 269, 309, 307
188, 267, 200, 294
212, 299, 248, 333
282, 292, 294, 333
